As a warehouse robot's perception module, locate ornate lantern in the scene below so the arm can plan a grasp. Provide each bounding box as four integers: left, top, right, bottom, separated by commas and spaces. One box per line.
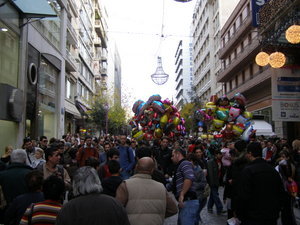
255, 52, 269, 66
269, 52, 286, 68
151, 57, 169, 85
285, 25, 300, 44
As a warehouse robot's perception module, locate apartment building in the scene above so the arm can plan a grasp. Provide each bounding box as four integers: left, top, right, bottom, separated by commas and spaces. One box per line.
191, 0, 239, 104
0, 0, 109, 149
174, 39, 193, 109
217, 0, 275, 126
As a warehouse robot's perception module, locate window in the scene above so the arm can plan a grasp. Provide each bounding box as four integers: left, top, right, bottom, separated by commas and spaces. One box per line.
250, 63, 253, 78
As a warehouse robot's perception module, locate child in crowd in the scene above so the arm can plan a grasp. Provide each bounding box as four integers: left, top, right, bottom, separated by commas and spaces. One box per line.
32, 148, 46, 169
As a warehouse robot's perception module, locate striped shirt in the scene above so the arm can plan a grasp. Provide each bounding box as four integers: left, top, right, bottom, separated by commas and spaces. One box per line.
20, 200, 62, 225
174, 160, 195, 198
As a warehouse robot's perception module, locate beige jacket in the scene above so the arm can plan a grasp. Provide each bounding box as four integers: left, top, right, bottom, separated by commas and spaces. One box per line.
116, 174, 177, 225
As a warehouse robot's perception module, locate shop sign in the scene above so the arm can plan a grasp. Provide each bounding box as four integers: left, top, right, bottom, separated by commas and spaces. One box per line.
272, 70, 300, 121
251, 0, 269, 27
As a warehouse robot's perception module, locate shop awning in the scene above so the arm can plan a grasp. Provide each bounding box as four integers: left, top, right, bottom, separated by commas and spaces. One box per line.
65, 100, 81, 118
10, 0, 57, 18
75, 100, 89, 116
252, 120, 276, 137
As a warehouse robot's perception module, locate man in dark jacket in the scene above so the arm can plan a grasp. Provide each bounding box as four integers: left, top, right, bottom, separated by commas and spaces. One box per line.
56, 167, 130, 225
236, 142, 285, 225
154, 137, 174, 178
0, 149, 32, 223
206, 146, 225, 215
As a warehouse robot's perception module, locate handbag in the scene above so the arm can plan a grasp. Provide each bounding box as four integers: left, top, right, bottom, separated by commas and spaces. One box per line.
286, 179, 298, 198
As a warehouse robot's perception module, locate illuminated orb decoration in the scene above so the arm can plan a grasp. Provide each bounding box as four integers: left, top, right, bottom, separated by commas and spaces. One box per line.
285, 25, 300, 44
269, 52, 286, 68
151, 57, 169, 85
255, 52, 269, 66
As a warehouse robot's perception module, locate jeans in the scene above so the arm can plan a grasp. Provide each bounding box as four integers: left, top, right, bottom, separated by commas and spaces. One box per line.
120, 170, 131, 180
196, 197, 207, 222
207, 186, 223, 213
178, 199, 199, 225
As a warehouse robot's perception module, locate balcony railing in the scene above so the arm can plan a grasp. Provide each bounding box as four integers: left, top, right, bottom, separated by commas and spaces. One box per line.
66, 49, 78, 71
67, 19, 77, 45
217, 39, 260, 82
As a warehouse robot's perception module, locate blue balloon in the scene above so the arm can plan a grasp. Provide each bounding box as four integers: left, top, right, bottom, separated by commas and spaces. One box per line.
197, 121, 204, 127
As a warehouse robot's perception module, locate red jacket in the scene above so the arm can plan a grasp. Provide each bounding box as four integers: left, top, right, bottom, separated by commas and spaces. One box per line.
76, 145, 99, 167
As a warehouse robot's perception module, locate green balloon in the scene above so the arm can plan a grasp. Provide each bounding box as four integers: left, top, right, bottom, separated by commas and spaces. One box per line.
216, 110, 228, 121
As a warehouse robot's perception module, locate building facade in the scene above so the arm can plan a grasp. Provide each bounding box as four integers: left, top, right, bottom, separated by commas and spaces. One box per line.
0, 0, 109, 151
191, 0, 239, 103
217, 0, 300, 139
174, 39, 193, 109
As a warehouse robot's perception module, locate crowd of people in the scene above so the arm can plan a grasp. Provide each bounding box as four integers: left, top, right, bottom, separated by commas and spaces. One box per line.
0, 132, 300, 225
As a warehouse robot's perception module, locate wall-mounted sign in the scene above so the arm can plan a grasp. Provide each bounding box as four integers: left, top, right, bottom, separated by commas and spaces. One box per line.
251, 0, 269, 27
272, 70, 300, 121
28, 63, 37, 85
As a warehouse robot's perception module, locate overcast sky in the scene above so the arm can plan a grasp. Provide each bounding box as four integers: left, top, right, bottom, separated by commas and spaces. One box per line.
103, 0, 195, 109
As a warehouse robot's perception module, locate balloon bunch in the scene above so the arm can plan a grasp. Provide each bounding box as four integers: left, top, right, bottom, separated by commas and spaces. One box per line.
130, 94, 186, 141
195, 93, 255, 142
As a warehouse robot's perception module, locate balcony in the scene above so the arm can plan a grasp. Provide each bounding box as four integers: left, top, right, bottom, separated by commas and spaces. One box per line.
94, 74, 101, 80
219, 17, 252, 59
226, 67, 272, 98
68, 0, 78, 17
94, 36, 101, 47
217, 39, 260, 82
67, 19, 77, 46
66, 50, 78, 72
100, 67, 107, 76
95, 19, 107, 48
175, 68, 182, 82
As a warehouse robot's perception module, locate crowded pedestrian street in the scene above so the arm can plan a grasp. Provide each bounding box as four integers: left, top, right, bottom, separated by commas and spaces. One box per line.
1, 0, 300, 224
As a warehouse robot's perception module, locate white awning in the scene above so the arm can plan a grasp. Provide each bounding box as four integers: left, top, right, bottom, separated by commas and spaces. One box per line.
65, 100, 81, 118
252, 120, 276, 136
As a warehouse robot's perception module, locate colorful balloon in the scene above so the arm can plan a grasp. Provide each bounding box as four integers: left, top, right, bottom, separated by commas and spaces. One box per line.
213, 119, 225, 129
228, 107, 241, 121
173, 117, 180, 126
154, 128, 163, 138
232, 125, 244, 136
133, 130, 144, 141
241, 125, 253, 142
216, 110, 228, 121
152, 101, 165, 114
234, 93, 247, 106
236, 115, 248, 124
243, 111, 253, 120
160, 114, 168, 128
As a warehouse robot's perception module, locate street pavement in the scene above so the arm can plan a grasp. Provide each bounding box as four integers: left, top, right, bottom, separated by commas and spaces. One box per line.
163, 187, 300, 225
164, 188, 227, 225
164, 207, 227, 225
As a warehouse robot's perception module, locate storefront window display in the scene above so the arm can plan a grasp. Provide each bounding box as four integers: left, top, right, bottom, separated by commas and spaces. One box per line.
38, 58, 59, 138
0, 21, 19, 86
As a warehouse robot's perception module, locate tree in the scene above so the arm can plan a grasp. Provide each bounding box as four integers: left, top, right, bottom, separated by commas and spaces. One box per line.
87, 93, 108, 135
87, 88, 129, 136
108, 104, 127, 134
180, 102, 195, 134
180, 87, 203, 134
